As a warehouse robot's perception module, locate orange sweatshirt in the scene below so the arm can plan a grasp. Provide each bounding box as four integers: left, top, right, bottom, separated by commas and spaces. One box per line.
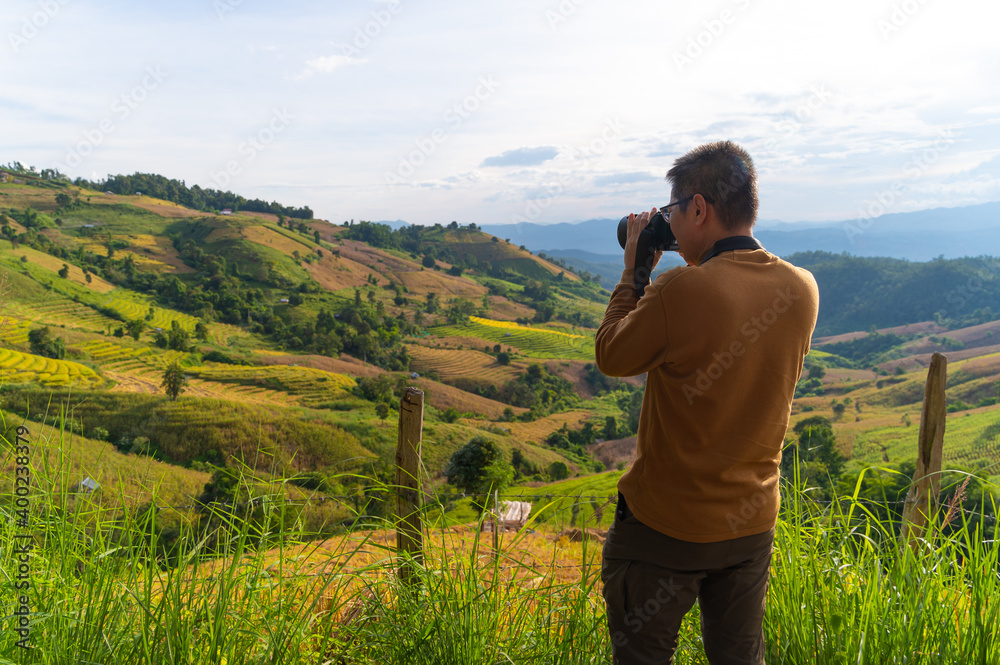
596, 246, 819, 543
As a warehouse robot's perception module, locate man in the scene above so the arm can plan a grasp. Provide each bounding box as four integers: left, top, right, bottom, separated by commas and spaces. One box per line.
595, 141, 819, 664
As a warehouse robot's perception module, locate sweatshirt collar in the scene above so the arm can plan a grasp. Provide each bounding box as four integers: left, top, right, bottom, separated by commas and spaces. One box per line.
698, 235, 763, 265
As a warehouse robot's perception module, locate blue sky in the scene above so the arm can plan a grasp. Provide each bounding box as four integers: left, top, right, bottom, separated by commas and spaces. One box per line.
2, 0, 998, 227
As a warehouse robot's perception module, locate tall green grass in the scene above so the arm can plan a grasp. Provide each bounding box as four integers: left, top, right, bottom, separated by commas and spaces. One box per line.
2, 419, 1000, 663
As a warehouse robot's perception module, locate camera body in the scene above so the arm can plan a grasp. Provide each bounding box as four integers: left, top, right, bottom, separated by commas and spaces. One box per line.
617, 208, 679, 296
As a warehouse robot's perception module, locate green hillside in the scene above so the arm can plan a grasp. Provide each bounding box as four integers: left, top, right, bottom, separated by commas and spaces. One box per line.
0, 174, 623, 514
5, 170, 1000, 518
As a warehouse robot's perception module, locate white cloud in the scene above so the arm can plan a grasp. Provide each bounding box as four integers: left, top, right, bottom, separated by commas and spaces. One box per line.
295, 54, 365, 80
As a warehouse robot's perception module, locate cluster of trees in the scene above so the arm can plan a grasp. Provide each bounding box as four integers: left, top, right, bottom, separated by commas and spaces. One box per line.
780, 416, 847, 500
460, 363, 578, 418
73, 172, 314, 219
27, 327, 65, 359
277, 294, 415, 370
788, 252, 1000, 336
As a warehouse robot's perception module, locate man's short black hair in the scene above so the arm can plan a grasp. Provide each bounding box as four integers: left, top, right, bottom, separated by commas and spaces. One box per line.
666, 141, 758, 231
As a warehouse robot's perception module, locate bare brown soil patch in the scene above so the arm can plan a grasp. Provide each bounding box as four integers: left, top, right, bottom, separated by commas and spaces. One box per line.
487, 296, 535, 321
589, 436, 637, 470
302, 252, 370, 292
337, 240, 421, 277
397, 270, 488, 299
815, 321, 945, 346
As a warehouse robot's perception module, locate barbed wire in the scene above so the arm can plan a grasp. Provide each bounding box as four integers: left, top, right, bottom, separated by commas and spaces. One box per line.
15, 488, 993, 525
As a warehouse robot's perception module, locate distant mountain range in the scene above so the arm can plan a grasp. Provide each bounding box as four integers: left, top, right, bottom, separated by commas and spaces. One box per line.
464, 202, 1000, 289
474, 202, 1000, 263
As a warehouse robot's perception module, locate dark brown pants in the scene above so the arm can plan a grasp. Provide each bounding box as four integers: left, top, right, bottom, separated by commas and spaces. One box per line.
601, 494, 774, 665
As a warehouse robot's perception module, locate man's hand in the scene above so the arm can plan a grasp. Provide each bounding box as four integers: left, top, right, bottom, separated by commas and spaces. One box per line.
623, 207, 663, 276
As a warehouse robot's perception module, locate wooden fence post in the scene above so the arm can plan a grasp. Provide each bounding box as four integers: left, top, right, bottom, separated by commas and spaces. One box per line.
395, 387, 424, 585
900, 352, 947, 550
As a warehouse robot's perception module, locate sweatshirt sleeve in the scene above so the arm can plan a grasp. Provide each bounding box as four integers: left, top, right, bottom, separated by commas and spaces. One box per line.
595, 267, 670, 378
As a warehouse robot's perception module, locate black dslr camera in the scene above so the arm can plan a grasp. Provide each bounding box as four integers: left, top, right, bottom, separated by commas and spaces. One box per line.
617, 207, 679, 296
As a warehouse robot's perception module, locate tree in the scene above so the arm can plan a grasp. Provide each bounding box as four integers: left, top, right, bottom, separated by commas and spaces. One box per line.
603, 415, 618, 441
166, 320, 190, 351
161, 361, 187, 401
782, 416, 846, 493
58, 264, 70, 279
28, 326, 65, 359
445, 437, 512, 513
548, 461, 570, 481
126, 318, 145, 341
375, 402, 390, 424
194, 321, 209, 341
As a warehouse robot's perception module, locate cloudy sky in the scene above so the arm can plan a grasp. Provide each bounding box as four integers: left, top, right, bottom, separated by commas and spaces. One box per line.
2, 0, 998, 227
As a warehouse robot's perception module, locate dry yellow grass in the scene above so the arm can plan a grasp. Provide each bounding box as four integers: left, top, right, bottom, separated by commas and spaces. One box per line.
9, 246, 115, 292
505, 410, 592, 441
123, 194, 200, 218
302, 251, 370, 292
397, 270, 488, 298
241, 225, 315, 255
486, 295, 535, 321
408, 346, 522, 383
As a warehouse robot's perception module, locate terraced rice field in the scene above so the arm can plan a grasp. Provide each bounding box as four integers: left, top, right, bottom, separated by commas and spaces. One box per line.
90, 294, 200, 331
186, 364, 356, 407
408, 345, 521, 384
429, 316, 594, 361
850, 405, 1000, 469
20, 300, 117, 332
0, 316, 32, 345
0, 348, 102, 388
77, 340, 160, 370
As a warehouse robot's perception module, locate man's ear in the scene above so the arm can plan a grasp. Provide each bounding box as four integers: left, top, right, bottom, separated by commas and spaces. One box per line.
693, 194, 708, 226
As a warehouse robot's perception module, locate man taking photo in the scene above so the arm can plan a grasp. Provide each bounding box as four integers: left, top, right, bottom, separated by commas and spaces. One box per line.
596, 140, 819, 664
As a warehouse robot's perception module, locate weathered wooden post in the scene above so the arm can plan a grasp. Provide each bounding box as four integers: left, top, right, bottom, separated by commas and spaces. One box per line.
395, 387, 424, 585
900, 352, 947, 549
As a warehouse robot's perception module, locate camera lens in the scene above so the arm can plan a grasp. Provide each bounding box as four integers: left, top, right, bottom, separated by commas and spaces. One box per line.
617, 216, 630, 249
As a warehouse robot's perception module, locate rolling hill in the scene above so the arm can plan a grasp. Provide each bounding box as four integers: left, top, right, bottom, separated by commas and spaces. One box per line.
3, 168, 1000, 514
